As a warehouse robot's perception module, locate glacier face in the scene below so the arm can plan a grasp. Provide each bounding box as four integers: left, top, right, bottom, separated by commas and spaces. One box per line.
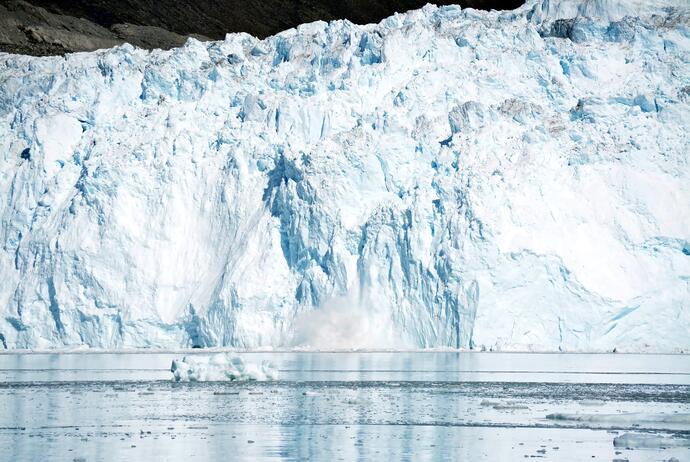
0, 0, 689, 351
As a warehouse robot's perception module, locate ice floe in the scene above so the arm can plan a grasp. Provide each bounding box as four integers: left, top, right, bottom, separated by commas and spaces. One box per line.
613, 432, 690, 449
170, 353, 278, 382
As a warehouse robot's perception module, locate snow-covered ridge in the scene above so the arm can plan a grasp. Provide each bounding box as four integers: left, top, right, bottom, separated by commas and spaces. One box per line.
0, 0, 689, 351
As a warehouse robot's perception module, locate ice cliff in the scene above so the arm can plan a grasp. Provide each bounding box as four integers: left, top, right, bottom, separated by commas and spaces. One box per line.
1, 0, 689, 351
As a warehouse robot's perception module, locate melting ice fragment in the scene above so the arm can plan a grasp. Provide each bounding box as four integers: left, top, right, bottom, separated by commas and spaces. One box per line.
546, 412, 690, 425
170, 353, 278, 382
613, 433, 690, 449
545, 413, 690, 425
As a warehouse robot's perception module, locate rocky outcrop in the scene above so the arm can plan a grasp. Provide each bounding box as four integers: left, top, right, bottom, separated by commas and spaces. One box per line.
0, 0, 523, 55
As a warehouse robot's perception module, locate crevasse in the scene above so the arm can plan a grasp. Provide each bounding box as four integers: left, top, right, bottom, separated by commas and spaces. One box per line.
0, 0, 688, 351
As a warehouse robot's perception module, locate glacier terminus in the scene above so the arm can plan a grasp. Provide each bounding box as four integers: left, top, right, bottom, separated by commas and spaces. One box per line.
0, 0, 689, 351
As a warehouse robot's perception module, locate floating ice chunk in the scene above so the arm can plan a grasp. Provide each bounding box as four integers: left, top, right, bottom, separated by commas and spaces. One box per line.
546, 413, 690, 424
302, 390, 320, 396
613, 433, 690, 449
170, 353, 278, 382
480, 400, 500, 406
492, 403, 529, 410
577, 400, 605, 407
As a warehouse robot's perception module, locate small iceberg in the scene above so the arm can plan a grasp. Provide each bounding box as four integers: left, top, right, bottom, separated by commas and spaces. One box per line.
613, 433, 690, 449
171, 353, 278, 382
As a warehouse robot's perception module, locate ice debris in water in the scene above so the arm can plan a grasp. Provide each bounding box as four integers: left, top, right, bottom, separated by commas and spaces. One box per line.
170, 353, 278, 382
613, 433, 690, 449
546, 413, 690, 424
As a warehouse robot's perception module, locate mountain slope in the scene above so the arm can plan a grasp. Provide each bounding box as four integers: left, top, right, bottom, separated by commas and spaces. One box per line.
0, 0, 523, 55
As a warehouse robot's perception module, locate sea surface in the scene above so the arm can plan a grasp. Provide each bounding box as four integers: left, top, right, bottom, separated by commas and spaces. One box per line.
0, 352, 688, 461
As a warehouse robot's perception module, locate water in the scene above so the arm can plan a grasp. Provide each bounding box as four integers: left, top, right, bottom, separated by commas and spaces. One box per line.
1, 352, 688, 461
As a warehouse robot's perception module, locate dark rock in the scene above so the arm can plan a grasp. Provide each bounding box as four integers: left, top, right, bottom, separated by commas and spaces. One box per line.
0, 0, 524, 56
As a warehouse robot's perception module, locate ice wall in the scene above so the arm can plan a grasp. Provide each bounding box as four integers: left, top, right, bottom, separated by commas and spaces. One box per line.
0, 0, 689, 351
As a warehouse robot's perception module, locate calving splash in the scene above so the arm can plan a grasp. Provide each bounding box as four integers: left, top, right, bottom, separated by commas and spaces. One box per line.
0, 0, 689, 351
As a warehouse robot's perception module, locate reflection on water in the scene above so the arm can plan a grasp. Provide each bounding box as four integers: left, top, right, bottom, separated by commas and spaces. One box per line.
0, 352, 689, 461
2, 351, 689, 383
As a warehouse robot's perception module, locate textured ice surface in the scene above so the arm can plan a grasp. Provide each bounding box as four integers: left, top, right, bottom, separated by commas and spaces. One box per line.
170, 353, 277, 381
613, 433, 690, 449
0, 0, 689, 350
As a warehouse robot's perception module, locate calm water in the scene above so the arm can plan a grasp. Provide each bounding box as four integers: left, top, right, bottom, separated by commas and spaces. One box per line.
1, 352, 689, 461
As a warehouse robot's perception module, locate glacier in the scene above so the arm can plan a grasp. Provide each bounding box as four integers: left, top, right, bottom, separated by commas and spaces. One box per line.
0, 0, 689, 351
